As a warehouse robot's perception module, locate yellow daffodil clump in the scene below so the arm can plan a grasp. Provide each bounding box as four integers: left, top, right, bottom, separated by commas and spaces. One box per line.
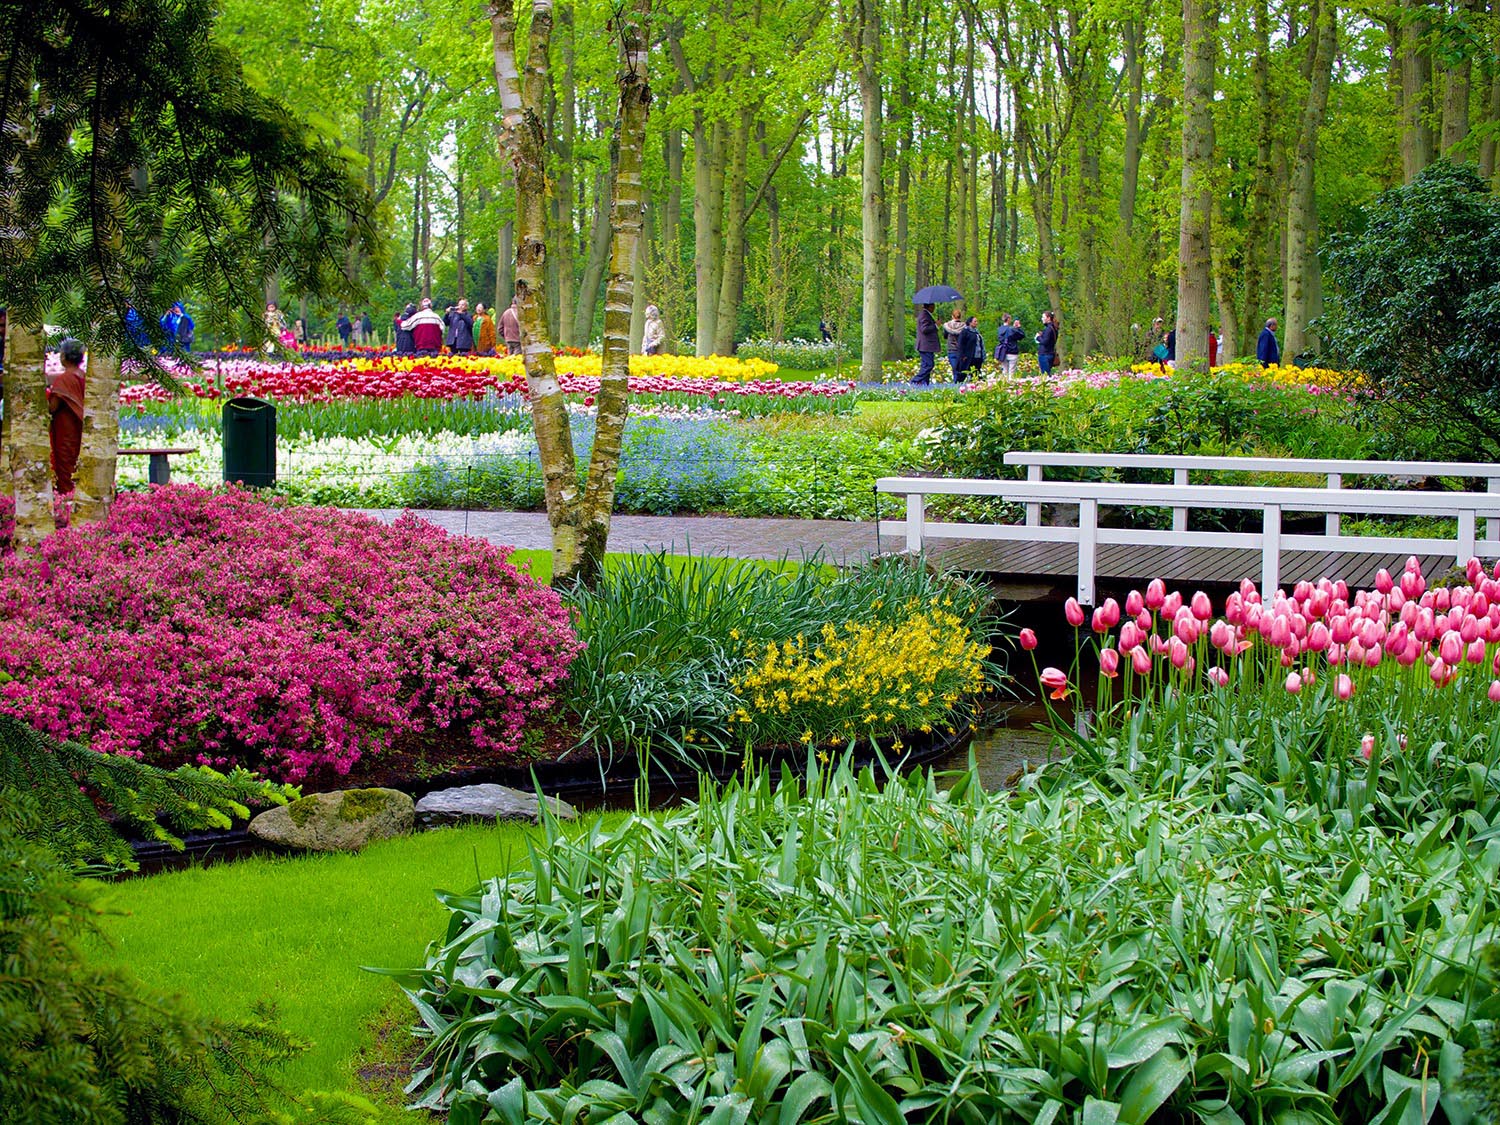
1128, 359, 1362, 388
730, 608, 990, 746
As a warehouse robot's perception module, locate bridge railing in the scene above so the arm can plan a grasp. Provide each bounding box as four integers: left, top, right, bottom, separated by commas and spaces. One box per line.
874, 476, 1500, 605
1000, 451, 1500, 541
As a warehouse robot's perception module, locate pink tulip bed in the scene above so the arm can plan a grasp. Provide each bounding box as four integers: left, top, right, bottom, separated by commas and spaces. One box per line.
1023, 555, 1500, 825
0, 486, 581, 782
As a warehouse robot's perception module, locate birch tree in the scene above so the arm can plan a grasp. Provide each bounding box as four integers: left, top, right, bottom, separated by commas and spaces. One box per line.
1175, 0, 1217, 371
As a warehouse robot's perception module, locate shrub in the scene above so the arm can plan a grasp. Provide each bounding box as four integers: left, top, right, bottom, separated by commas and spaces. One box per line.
0, 486, 580, 781
397, 759, 1499, 1123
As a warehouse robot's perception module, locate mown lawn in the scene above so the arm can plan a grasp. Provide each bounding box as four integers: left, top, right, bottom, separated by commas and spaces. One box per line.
91, 815, 626, 1105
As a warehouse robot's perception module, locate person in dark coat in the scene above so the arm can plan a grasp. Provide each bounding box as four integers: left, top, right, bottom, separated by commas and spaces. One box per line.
337, 313, 353, 347
360, 312, 374, 345
957, 316, 983, 384
394, 304, 417, 355
1037, 311, 1059, 375
1257, 318, 1280, 365
47, 338, 86, 499
444, 300, 475, 354
914, 304, 940, 385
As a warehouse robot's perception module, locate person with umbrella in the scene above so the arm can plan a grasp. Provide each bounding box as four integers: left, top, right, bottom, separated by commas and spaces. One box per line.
911, 284, 961, 386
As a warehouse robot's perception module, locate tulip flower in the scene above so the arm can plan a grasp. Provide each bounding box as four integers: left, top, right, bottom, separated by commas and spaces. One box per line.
1285, 671, 1303, 694
1207, 666, 1229, 687
1335, 673, 1354, 701
1099, 648, 1120, 678
1468, 639, 1488, 665
1130, 646, 1152, 675
1439, 630, 1464, 666
1039, 666, 1070, 699
1162, 592, 1183, 618
1209, 620, 1234, 651
1430, 658, 1455, 686
1065, 598, 1086, 627
1125, 590, 1145, 616
1118, 621, 1143, 653
1360, 733, 1375, 759
1169, 637, 1189, 669
1145, 578, 1166, 611
1018, 628, 1038, 651
1490, 680, 1500, 703
1190, 591, 1212, 621
1091, 607, 1111, 633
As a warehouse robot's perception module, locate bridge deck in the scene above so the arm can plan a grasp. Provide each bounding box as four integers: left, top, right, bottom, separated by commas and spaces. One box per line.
922, 539, 1479, 591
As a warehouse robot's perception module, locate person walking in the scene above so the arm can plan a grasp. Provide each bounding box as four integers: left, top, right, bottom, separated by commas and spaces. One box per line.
360, 311, 374, 347
444, 300, 475, 354
819, 318, 832, 343
47, 338, 86, 505
1037, 311, 1059, 376
499, 299, 522, 355
337, 313, 353, 348
642, 305, 665, 355
159, 303, 182, 350
1257, 317, 1281, 366
474, 304, 496, 354
393, 303, 417, 355
914, 303, 940, 385
956, 315, 984, 384
1001, 316, 1022, 377
943, 309, 966, 381
402, 299, 445, 355
174, 305, 195, 353
264, 302, 289, 352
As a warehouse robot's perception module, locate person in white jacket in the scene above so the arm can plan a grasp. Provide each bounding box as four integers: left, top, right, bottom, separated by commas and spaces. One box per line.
402, 298, 446, 354
642, 305, 665, 355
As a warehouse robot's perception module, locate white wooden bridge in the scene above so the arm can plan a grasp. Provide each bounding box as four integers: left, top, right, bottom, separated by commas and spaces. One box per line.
876, 454, 1500, 604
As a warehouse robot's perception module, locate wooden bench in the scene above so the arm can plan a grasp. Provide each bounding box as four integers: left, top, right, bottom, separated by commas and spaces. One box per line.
1002, 452, 1500, 540
875, 475, 1500, 604
119, 446, 198, 485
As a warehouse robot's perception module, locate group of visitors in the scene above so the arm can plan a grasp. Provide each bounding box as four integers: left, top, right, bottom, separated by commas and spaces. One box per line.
912, 305, 1059, 385
390, 297, 526, 357
158, 303, 195, 352
334, 312, 376, 347
1144, 315, 1280, 369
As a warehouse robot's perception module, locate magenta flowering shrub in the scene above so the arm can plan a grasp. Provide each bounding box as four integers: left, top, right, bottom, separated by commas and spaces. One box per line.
0, 486, 581, 781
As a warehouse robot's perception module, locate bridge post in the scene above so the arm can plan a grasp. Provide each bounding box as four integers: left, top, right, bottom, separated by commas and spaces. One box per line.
1025, 465, 1042, 527
1077, 498, 1098, 606
1458, 508, 1476, 564
905, 492, 925, 554
1172, 469, 1188, 533
1261, 504, 1281, 594
1326, 474, 1341, 537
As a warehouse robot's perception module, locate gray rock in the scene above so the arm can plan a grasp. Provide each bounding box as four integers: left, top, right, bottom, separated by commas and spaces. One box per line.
414, 784, 577, 827
249, 787, 414, 853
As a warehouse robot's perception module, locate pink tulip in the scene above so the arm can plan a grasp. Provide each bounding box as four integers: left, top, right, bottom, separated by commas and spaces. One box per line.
1136, 609, 1153, 632
1018, 628, 1038, 651
1091, 607, 1111, 633
1039, 666, 1070, 699
1468, 639, 1488, 665
1489, 680, 1500, 703
1376, 568, 1393, 594
1440, 630, 1464, 666
1225, 592, 1245, 625
1435, 588, 1451, 612
1293, 580, 1312, 602
1335, 673, 1354, 701
1430, 658, 1454, 686
1100, 598, 1121, 627
1174, 610, 1198, 645
1461, 615, 1482, 644
1334, 580, 1349, 602
1118, 621, 1142, 652
1191, 591, 1212, 621
1309, 588, 1330, 619
1360, 733, 1375, 759
1414, 609, 1436, 643
1306, 622, 1330, 652
1131, 646, 1152, 675
1145, 578, 1166, 611
1269, 615, 1292, 648
1125, 590, 1145, 617
1162, 592, 1183, 619
1468, 557, 1485, 584
1474, 591, 1489, 617
1285, 671, 1303, 694
1210, 620, 1234, 651
1168, 636, 1189, 669
1207, 666, 1229, 687
1099, 648, 1120, 678
1065, 598, 1085, 627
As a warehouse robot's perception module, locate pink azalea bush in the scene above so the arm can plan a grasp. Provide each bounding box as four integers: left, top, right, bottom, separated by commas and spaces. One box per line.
0, 486, 581, 781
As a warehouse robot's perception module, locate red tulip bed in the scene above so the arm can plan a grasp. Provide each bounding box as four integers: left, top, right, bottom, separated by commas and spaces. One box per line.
0, 486, 580, 782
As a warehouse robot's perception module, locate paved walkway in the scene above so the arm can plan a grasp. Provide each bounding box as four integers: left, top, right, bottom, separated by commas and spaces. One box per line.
360, 509, 884, 563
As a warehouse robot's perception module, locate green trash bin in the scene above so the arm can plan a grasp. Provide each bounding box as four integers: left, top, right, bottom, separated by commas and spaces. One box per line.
223, 397, 276, 488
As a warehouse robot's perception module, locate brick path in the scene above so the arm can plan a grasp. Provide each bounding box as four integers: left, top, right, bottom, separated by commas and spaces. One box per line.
360, 509, 884, 564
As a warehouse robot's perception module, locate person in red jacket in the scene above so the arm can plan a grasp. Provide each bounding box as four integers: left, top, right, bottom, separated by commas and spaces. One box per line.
402, 298, 445, 354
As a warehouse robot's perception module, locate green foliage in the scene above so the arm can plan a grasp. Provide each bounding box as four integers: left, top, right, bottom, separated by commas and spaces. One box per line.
0, 711, 293, 873
395, 758, 1499, 1123
741, 429, 922, 520
562, 554, 996, 770
0, 0, 377, 354
1321, 162, 1500, 461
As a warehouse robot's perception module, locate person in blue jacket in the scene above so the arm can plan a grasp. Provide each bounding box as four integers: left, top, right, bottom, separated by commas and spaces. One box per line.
159, 303, 183, 350
1256, 317, 1280, 366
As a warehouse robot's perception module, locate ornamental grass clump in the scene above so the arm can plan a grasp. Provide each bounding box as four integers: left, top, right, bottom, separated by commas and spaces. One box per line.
0, 485, 580, 781
395, 758, 1500, 1123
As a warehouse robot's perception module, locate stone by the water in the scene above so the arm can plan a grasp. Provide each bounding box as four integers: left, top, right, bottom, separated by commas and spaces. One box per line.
249, 787, 414, 853
414, 784, 577, 827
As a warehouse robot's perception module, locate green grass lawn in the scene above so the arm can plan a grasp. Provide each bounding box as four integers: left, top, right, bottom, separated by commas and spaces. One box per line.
91, 815, 625, 1106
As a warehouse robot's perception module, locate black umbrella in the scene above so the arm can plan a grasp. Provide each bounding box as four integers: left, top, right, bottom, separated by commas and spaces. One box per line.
913, 284, 963, 304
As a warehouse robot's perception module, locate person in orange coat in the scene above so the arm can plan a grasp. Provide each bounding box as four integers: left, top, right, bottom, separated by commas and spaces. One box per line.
474, 304, 497, 354
47, 338, 87, 496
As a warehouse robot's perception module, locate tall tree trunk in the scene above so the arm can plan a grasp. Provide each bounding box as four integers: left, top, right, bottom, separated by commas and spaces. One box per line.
631, 185, 650, 352
690, 108, 718, 353
704, 117, 727, 351
889, 0, 912, 359
1441, 0, 1479, 156
1242, 0, 1276, 336
1175, 0, 1216, 372
856, 0, 886, 381
498, 215, 515, 314
1119, 17, 1147, 233
572, 168, 614, 345
1482, 66, 1500, 181
553, 4, 577, 344
577, 0, 651, 588
712, 108, 751, 355
1399, 0, 1435, 181
421, 172, 433, 299
455, 164, 467, 301
1285, 0, 1335, 358
73, 353, 120, 525
410, 169, 421, 288
492, 0, 581, 580
2, 321, 55, 546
